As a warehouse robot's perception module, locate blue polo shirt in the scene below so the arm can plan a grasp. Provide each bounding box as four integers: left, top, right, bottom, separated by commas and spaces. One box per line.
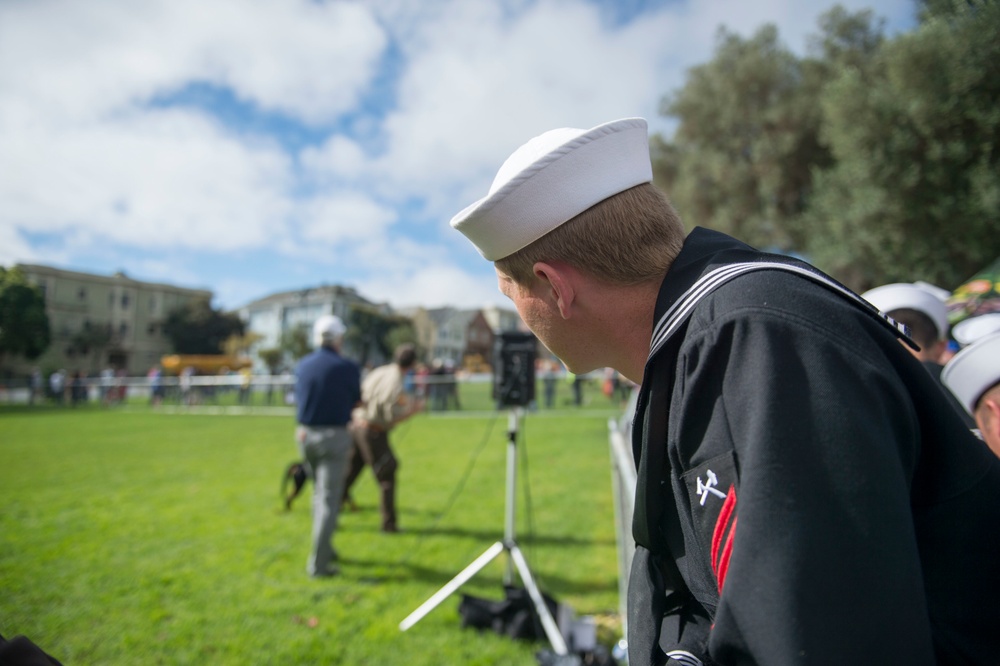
295, 346, 361, 426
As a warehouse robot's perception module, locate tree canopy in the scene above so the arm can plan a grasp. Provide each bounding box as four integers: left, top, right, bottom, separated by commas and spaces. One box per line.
346, 304, 416, 367
654, 1, 1000, 292
162, 298, 244, 355
0, 267, 51, 367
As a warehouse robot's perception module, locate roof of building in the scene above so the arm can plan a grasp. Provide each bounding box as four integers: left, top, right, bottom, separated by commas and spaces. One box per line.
16, 263, 212, 296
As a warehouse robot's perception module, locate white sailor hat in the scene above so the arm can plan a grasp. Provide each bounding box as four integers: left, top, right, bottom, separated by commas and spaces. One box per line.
450, 118, 652, 261
942, 332, 1000, 414
861, 283, 949, 339
952, 313, 1000, 347
312, 314, 346, 346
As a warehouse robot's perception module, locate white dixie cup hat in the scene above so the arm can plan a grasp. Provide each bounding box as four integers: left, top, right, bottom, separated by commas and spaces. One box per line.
450, 118, 653, 261
941, 331, 1000, 415
861, 282, 950, 340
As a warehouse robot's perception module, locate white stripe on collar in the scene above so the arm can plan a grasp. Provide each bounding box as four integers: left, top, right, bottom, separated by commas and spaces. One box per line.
648, 261, 909, 361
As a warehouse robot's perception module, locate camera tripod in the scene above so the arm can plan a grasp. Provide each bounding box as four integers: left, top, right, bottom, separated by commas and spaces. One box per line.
399, 407, 568, 655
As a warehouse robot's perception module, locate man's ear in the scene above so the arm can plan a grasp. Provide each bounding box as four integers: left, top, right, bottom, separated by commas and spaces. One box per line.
983, 396, 1000, 426
533, 261, 575, 319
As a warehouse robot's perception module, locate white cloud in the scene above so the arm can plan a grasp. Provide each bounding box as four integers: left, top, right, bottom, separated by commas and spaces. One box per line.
0, 0, 917, 313
298, 194, 397, 245
0, 0, 387, 124
372, 0, 678, 204
299, 135, 370, 181
359, 262, 505, 310
0, 108, 292, 252
0, 227, 39, 268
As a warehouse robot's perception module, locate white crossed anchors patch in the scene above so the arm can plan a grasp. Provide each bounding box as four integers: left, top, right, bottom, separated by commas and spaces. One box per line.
696, 469, 727, 506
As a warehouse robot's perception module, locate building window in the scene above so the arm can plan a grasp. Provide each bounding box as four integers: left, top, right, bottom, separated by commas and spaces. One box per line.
121, 293, 130, 309
119, 322, 128, 338
147, 323, 156, 335
77, 287, 87, 301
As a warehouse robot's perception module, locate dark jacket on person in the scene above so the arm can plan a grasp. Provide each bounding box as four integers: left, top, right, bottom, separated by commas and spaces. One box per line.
628, 228, 1000, 666
295, 346, 361, 427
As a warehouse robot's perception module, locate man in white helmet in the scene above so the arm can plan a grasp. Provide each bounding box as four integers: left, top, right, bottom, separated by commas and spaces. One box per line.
294, 314, 361, 577
450, 117, 1000, 665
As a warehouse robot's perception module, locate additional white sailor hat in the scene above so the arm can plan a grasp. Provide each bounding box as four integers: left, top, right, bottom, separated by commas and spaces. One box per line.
450, 118, 652, 261
861, 283, 949, 339
942, 332, 1000, 414
312, 314, 346, 346
952, 313, 1000, 347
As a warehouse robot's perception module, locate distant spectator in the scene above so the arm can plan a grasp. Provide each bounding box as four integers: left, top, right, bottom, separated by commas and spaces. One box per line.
148, 366, 164, 406
343, 343, 423, 533
294, 315, 361, 577
539, 359, 559, 409
863, 282, 973, 426
238, 366, 252, 405
942, 332, 1000, 458
69, 371, 86, 406
49, 369, 65, 405
29, 367, 43, 406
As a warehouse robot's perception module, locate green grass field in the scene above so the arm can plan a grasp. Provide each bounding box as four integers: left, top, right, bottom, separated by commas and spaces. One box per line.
0, 386, 626, 665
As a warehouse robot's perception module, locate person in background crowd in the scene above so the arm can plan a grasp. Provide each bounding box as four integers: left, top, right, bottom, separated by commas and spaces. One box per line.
29, 367, 43, 405
99, 367, 114, 405
342, 343, 423, 534
49, 369, 64, 405
238, 365, 252, 405
539, 358, 559, 408
148, 365, 164, 406
943, 316, 1000, 458
952, 312, 1000, 349
449, 116, 1000, 665
942, 332, 1000, 457
69, 371, 86, 406
294, 315, 361, 577
862, 281, 974, 427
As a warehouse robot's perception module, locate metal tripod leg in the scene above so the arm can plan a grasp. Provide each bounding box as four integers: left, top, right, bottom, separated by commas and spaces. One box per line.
399, 539, 568, 655
399, 408, 568, 655
508, 542, 568, 654
399, 541, 504, 632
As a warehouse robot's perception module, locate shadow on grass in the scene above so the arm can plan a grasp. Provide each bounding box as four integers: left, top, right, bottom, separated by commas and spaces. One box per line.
341, 558, 618, 598
340, 521, 613, 548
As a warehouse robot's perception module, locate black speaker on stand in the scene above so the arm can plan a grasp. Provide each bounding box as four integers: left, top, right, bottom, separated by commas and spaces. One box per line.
399, 331, 568, 655
493, 331, 536, 409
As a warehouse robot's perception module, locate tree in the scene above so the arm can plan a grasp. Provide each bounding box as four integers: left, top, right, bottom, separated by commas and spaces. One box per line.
656, 21, 838, 252
806, 0, 1000, 291
222, 332, 263, 358
257, 348, 285, 374
68, 322, 112, 371
0, 267, 51, 370
345, 304, 414, 367
383, 323, 418, 359
280, 324, 312, 362
162, 298, 244, 355
655, 4, 1000, 292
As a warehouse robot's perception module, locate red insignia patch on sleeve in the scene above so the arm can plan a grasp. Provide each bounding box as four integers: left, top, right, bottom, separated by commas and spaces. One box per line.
681, 451, 740, 598
710, 486, 737, 592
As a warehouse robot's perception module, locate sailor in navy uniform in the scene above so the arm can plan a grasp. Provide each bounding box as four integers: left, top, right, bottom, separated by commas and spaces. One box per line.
450, 117, 1000, 665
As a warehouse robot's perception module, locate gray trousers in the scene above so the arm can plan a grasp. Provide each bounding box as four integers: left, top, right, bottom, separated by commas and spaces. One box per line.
296, 425, 351, 575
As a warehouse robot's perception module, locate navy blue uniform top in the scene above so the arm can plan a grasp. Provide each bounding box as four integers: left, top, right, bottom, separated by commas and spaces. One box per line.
627, 228, 1000, 666
295, 346, 361, 426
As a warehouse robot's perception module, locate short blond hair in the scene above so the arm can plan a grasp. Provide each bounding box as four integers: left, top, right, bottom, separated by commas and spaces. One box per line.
494, 183, 686, 286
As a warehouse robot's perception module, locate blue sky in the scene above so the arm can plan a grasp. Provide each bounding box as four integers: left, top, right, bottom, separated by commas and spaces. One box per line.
0, 0, 916, 312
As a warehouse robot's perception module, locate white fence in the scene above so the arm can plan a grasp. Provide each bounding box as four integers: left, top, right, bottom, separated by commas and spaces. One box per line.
607, 390, 638, 636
